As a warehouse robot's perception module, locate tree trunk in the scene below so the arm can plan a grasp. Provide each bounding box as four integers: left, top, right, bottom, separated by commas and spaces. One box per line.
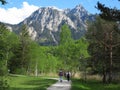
103, 65, 107, 83
103, 33, 107, 83
35, 61, 38, 76
108, 46, 113, 83
108, 32, 113, 83
84, 68, 87, 82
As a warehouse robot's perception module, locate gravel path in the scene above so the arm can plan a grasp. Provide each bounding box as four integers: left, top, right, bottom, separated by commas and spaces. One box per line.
47, 79, 71, 90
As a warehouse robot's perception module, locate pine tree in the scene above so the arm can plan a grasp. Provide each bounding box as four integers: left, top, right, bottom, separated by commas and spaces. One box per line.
0, 0, 7, 5
9, 25, 31, 74
0, 23, 9, 76
96, 1, 120, 21
86, 17, 120, 83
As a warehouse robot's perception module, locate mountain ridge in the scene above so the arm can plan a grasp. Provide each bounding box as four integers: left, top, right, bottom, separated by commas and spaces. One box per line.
6, 4, 95, 45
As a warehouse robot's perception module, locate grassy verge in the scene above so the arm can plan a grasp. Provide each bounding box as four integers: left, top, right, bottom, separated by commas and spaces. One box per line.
7, 75, 57, 90
71, 79, 120, 90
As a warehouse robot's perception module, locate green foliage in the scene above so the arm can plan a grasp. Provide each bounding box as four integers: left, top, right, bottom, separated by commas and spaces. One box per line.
0, 62, 7, 76
9, 25, 31, 74
51, 24, 89, 75
86, 17, 120, 83
6, 24, 62, 75
0, 23, 89, 78
0, 23, 11, 76
28, 42, 60, 75
86, 17, 116, 73
0, 77, 9, 90
0, 23, 18, 89
97, 2, 120, 21
60, 24, 73, 45
0, 0, 7, 5
0, 23, 9, 59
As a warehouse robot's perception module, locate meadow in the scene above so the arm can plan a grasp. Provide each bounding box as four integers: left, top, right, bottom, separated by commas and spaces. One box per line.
8, 75, 57, 90
71, 79, 120, 90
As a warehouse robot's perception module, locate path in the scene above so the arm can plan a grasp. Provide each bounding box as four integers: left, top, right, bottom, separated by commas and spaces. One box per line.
47, 78, 71, 90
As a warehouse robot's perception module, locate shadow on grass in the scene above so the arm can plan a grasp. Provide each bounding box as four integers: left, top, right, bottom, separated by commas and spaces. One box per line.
71, 79, 120, 90
9, 87, 44, 90
9, 79, 56, 90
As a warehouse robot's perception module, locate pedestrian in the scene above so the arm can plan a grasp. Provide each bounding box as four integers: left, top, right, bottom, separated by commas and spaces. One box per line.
66, 71, 71, 81
59, 69, 63, 82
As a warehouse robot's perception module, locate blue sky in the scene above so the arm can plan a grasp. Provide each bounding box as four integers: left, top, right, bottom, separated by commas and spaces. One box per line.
2, 0, 120, 13
0, 0, 120, 24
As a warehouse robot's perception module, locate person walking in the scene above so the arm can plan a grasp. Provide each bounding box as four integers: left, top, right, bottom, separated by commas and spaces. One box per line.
66, 71, 71, 82
59, 69, 63, 82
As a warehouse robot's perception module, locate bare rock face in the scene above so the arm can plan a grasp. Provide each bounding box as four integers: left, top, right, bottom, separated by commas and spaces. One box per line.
7, 5, 95, 45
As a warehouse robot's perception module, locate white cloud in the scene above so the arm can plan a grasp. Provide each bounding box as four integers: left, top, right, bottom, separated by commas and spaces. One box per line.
0, 2, 39, 24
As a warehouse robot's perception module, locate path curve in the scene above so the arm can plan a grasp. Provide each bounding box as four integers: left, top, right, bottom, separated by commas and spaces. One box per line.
47, 78, 71, 90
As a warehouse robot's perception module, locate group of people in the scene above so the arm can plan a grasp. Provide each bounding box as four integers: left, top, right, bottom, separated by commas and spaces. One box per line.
58, 69, 71, 82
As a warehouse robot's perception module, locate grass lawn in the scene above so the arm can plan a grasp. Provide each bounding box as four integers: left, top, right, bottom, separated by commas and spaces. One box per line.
71, 79, 120, 90
7, 75, 57, 90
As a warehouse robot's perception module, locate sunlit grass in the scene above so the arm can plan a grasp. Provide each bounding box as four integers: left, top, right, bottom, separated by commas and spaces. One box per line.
8, 75, 57, 90
71, 79, 120, 90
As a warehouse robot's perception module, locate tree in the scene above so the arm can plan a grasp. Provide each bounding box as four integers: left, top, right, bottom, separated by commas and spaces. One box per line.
52, 24, 89, 77
96, 1, 120, 21
86, 17, 120, 83
59, 24, 74, 70
0, 23, 10, 76
71, 38, 89, 78
9, 25, 31, 74
28, 43, 60, 76
96, 1, 120, 83
0, 23, 18, 75
60, 24, 73, 45
0, 23, 11, 90
0, 0, 7, 5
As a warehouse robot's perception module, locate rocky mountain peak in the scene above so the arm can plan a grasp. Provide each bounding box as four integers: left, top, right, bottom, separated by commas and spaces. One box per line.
71, 4, 87, 13
75, 4, 85, 10
24, 6, 76, 32
7, 4, 95, 45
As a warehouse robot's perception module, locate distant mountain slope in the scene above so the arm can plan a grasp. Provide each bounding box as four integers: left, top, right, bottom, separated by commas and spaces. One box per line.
7, 4, 95, 45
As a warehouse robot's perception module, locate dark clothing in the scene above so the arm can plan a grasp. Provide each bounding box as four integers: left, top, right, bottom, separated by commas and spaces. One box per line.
59, 71, 63, 76
67, 73, 70, 81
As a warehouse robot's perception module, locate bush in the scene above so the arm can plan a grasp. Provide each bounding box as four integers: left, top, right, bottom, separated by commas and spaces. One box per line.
0, 77, 9, 90
13, 68, 27, 75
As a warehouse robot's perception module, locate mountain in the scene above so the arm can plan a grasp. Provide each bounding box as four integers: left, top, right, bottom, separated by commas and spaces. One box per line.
7, 4, 95, 45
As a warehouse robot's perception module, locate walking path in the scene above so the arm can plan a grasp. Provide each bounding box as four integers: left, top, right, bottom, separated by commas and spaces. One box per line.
47, 78, 71, 90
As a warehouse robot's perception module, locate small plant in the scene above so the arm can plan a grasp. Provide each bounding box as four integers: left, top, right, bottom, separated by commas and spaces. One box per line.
0, 77, 9, 90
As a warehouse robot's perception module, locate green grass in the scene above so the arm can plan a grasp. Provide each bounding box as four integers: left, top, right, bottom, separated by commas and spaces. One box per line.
71, 79, 120, 90
7, 75, 57, 90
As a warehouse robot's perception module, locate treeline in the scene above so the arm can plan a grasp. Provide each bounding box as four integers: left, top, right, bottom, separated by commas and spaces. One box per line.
0, 23, 90, 89
0, 23, 89, 77
0, 24, 59, 75
0, 17, 120, 85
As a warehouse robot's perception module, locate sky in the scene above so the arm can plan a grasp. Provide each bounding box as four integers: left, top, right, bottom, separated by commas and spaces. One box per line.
0, 0, 120, 24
